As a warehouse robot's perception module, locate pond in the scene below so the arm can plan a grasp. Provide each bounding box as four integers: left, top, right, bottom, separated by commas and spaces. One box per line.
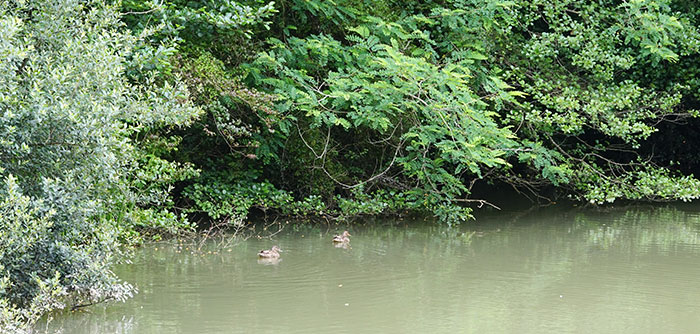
38, 205, 700, 333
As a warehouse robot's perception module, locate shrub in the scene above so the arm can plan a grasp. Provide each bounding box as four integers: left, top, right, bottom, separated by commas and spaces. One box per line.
0, 0, 198, 331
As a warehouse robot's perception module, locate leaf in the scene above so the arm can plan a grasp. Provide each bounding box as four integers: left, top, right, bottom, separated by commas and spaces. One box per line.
465, 51, 487, 60
349, 25, 370, 38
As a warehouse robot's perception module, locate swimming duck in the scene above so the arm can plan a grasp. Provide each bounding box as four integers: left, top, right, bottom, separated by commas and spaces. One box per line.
258, 245, 282, 258
332, 231, 351, 243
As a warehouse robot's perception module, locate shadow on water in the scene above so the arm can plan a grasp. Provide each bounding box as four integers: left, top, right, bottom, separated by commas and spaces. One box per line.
37, 204, 700, 334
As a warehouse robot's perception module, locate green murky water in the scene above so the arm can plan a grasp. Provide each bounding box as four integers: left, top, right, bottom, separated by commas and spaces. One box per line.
38, 205, 700, 333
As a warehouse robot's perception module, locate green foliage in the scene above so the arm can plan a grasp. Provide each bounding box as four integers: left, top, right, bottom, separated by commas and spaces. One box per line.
120, 0, 700, 226
3, 0, 700, 326
0, 272, 64, 334
122, 0, 276, 41
184, 175, 451, 224
248, 15, 521, 222
578, 163, 700, 204
335, 187, 418, 217
0, 175, 135, 332
183, 176, 326, 225
497, 0, 691, 142
477, 0, 700, 202
121, 0, 276, 66
0, 0, 199, 330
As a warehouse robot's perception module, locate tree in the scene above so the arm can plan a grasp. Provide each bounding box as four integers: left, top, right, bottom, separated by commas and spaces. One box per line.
0, 0, 198, 331
236, 0, 699, 221
119, 0, 700, 225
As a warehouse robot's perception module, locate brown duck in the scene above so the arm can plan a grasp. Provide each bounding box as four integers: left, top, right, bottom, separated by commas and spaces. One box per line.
332, 231, 351, 243
258, 245, 282, 258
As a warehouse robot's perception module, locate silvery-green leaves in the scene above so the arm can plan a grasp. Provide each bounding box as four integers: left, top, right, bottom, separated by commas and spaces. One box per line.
0, 0, 200, 330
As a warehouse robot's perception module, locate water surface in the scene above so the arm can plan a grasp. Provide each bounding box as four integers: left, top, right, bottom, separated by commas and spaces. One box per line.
39, 205, 700, 333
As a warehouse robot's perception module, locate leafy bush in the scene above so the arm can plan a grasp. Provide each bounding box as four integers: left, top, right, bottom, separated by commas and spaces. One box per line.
243, 0, 700, 219
183, 176, 325, 225
120, 0, 700, 227
0, 0, 199, 330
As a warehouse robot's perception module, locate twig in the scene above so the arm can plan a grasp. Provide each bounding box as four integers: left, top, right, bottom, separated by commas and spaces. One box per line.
453, 198, 501, 210
122, 7, 161, 16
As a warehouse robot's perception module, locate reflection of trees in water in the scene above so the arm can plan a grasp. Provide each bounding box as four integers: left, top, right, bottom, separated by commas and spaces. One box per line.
573, 206, 700, 252
464, 205, 700, 255
37, 312, 135, 334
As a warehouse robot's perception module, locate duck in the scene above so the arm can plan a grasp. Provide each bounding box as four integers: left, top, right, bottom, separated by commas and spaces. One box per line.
332, 231, 351, 243
258, 245, 282, 258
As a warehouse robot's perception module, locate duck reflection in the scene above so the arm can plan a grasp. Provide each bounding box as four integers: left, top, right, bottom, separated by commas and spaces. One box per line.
333, 242, 351, 249
257, 257, 282, 265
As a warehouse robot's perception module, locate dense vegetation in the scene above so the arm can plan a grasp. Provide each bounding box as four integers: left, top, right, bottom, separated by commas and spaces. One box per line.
1, 0, 700, 331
